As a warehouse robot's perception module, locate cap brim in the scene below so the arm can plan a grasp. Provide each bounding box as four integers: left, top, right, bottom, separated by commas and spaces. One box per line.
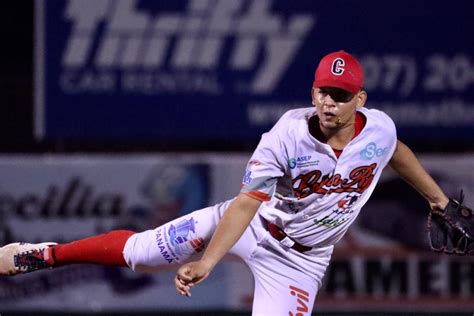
313, 79, 360, 94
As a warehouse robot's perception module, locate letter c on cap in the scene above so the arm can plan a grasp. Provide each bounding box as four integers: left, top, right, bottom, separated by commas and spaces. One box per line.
331, 58, 345, 75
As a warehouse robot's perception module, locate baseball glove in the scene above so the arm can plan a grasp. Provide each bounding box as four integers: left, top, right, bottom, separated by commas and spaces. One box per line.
427, 191, 474, 255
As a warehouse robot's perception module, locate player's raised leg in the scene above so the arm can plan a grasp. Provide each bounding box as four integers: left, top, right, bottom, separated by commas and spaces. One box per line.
123, 201, 228, 272
0, 202, 224, 276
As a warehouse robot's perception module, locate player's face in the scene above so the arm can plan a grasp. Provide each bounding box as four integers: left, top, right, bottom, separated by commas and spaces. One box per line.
312, 87, 367, 131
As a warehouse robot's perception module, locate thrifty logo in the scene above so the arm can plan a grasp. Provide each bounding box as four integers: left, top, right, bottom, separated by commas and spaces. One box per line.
61, 0, 315, 94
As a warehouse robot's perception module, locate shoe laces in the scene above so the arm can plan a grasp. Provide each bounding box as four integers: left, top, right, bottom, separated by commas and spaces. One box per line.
14, 247, 50, 272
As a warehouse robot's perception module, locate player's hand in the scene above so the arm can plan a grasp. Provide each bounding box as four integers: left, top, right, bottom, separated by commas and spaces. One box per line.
175, 260, 211, 297
429, 196, 449, 212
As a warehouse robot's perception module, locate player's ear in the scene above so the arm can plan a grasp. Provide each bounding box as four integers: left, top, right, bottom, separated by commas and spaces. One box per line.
311, 88, 317, 106
355, 90, 367, 109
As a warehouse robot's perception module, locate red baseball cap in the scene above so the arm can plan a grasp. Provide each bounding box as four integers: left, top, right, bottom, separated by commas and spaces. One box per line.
312, 50, 364, 94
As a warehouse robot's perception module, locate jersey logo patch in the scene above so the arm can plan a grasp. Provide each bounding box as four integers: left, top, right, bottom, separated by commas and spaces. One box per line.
292, 163, 377, 198
155, 217, 201, 264
243, 160, 262, 184
242, 170, 253, 184
313, 215, 348, 228
332, 193, 360, 214
289, 156, 319, 169
360, 142, 388, 161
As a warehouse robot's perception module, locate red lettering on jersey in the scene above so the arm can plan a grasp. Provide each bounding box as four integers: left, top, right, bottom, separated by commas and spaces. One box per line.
288, 285, 310, 315
292, 163, 377, 198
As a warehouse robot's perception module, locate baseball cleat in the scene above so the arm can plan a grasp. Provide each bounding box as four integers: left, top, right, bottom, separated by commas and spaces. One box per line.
0, 242, 57, 275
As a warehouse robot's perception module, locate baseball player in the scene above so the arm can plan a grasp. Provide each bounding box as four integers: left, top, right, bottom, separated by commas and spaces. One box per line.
0, 51, 450, 315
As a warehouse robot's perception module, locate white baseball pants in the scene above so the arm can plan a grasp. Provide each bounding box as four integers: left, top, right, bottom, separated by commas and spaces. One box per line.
123, 199, 333, 316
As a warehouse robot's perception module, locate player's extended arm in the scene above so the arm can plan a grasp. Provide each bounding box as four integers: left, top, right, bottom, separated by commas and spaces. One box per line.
388, 139, 449, 211
175, 192, 262, 296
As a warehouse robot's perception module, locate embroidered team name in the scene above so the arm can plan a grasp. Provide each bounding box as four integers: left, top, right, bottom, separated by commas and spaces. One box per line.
292, 163, 377, 198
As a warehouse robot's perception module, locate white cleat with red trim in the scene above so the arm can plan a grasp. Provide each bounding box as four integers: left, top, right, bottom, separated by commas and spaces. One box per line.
0, 242, 57, 275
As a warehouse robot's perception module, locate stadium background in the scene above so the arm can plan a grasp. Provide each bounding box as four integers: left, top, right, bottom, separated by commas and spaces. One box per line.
0, 1, 473, 315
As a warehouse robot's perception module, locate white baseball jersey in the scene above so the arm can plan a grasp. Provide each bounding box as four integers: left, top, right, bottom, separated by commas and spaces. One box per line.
124, 106, 397, 315
241, 107, 397, 248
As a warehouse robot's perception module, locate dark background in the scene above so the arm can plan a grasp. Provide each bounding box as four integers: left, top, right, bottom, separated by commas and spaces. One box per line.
0, 3, 473, 316
0, 2, 35, 152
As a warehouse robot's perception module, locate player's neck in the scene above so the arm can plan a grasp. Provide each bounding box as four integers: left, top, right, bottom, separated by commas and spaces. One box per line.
317, 121, 355, 150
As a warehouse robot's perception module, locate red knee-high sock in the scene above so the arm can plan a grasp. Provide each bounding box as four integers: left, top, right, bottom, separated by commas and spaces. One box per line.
50, 230, 135, 267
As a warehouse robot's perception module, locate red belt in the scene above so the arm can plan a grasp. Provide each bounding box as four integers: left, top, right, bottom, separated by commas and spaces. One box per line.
262, 218, 312, 253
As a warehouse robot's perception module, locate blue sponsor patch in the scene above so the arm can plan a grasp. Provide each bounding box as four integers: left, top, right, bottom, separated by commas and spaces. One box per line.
242, 170, 253, 184
360, 142, 388, 161
289, 156, 318, 169
168, 217, 196, 256
288, 158, 297, 169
